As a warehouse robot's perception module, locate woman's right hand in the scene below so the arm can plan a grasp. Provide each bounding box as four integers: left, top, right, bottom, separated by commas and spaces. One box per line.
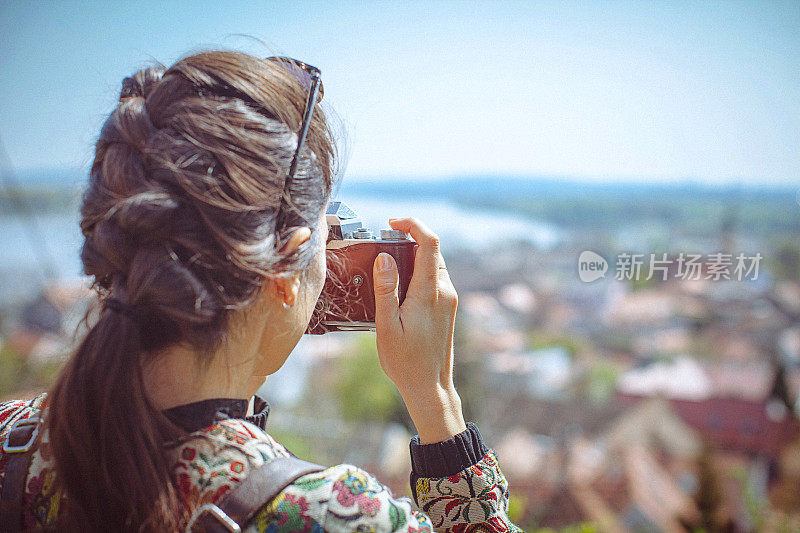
372, 217, 467, 444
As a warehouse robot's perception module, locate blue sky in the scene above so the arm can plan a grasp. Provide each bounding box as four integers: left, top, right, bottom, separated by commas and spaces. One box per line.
0, 0, 798, 184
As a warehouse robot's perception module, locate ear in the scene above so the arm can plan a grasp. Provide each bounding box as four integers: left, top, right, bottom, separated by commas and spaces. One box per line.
271, 227, 311, 306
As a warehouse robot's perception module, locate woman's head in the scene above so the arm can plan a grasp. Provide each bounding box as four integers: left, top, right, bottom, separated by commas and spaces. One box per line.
81, 50, 335, 354
47, 50, 336, 530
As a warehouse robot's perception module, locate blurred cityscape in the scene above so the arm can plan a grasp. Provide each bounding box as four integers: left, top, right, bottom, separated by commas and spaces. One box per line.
1, 176, 799, 532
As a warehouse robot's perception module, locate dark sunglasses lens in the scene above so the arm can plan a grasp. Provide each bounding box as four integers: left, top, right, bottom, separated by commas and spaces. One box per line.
267, 57, 324, 101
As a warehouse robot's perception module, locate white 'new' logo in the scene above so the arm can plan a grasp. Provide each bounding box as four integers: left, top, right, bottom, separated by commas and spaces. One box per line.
578, 251, 608, 282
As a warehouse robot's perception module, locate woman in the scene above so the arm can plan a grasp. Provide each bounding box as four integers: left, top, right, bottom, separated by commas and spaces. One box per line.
0, 50, 520, 532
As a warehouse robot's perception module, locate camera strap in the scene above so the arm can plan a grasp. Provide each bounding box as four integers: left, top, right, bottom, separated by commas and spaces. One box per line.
186, 455, 324, 533
0, 416, 41, 533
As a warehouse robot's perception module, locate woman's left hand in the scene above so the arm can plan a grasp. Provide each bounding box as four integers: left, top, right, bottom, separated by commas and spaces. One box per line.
371, 217, 466, 443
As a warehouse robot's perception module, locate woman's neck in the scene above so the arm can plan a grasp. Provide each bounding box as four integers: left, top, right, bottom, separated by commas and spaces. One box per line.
141, 283, 296, 411
142, 308, 268, 410
142, 343, 265, 410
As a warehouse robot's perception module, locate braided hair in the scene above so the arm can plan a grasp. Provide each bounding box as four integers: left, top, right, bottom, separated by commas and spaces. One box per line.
46, 50, 336, 531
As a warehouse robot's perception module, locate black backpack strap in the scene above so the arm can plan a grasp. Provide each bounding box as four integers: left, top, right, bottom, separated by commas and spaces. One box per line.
186, 455, 324, 533
0, 416, 41, 533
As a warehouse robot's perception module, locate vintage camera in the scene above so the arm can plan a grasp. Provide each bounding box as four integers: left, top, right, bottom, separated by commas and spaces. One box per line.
306, 201, 417, 334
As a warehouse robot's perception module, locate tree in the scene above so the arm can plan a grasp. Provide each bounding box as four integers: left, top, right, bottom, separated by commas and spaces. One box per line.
334, 333, 408, 427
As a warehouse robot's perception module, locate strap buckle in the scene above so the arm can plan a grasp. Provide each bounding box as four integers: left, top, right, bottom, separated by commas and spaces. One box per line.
2, 417, 40, 453
185, 504, 242, 533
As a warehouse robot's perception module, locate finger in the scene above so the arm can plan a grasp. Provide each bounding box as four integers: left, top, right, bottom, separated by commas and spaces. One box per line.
373, 252, 401, 335
435, 252, 458, 303
388, 217, 440, 296
435, 252, 452, 285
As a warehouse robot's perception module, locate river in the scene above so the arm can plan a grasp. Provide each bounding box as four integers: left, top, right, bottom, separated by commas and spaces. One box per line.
0, 195, 561, 306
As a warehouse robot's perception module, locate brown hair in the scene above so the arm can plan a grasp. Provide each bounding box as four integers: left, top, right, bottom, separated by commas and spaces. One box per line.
45, 50, 336, 531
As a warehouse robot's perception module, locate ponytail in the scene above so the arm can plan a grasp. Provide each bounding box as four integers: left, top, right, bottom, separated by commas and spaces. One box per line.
47, 305, 183, 531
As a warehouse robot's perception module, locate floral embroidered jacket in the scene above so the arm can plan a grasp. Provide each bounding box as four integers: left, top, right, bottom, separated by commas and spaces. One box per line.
0, 394, 521, 532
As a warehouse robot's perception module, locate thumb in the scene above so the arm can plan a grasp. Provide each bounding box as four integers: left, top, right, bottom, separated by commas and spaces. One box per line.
373, 252, 400, 333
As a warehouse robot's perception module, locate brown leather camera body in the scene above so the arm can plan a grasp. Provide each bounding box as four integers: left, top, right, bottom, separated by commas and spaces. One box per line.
305, 202, 417, 334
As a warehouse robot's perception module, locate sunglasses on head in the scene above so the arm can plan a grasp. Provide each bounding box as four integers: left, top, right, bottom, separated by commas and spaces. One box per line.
193, 56, 323, 228
265, 56, 323, 192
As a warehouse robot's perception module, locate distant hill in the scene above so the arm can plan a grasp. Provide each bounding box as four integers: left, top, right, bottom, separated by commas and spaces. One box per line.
0, 168, 86, 214
341, 175, 794, 202
341, 176, 799, 238
4, 170, 797, 238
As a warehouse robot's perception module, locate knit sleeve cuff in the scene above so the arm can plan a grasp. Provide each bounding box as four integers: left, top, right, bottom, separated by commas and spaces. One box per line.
409, 422, 489, 479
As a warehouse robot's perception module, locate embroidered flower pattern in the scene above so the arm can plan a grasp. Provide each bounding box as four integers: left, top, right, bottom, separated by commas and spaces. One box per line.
416, 452, 522, 532
332, 470, 382, 517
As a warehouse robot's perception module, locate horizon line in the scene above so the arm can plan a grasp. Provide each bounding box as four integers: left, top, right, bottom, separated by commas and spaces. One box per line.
7, 166, 799, 191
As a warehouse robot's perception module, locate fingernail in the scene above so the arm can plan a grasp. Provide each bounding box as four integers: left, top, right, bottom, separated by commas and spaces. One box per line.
377, 253, 392, 271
